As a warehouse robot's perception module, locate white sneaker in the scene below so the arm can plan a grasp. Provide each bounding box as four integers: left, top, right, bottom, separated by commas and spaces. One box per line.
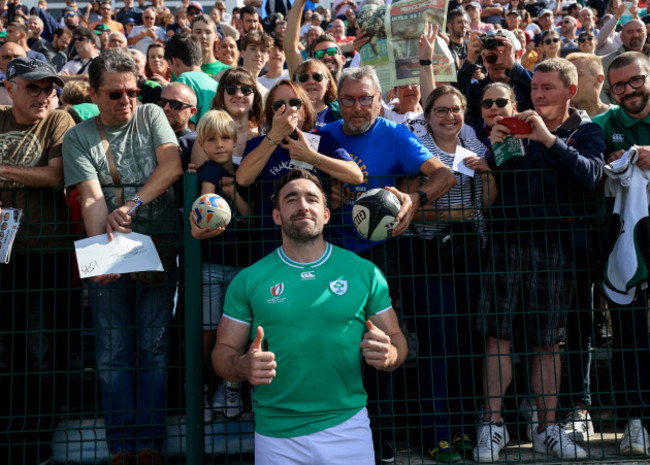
533, 423, 587, 459
224, 381, 243, 419
519, 397, 538, 442
620, 418, 650, 456
563, 409, 594, 442
203, 384, 213, 423
473, 421, 509, 462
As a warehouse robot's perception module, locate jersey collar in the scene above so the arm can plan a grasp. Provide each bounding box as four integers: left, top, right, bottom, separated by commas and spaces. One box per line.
277, 242, 333, 269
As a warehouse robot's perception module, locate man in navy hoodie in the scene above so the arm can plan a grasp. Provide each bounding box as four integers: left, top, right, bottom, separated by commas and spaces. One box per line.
473, 58, 605, 463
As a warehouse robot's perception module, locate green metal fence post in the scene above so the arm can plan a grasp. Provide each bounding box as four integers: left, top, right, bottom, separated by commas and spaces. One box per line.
183, 172, 203, 465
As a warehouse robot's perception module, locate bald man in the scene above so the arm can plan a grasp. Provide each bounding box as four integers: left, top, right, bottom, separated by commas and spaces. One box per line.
160, 82, 197, 170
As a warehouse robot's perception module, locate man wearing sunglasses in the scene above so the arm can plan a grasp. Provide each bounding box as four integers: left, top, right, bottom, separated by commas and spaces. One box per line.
592, 51, 650, 459
62, 48, 182, 465
159, 82, 198, 170
559, 15, 580, 57
90, 0, 125, 34
458, 28, 533, 126
128, 6, 166, 54
0, 56, 75, 465
59, 26, 100, 82
600, 19, 649, 105
286, 0, 346, 81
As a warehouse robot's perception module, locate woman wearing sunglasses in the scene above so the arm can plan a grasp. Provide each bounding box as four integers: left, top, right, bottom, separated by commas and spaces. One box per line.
538, 30, 561, 63
399, 85, 496, 463
193, 67, 263, 166
237, 80, 362, 236
292, 58, 341, 128
577, 31, 596, 54
474, 82, 517, 149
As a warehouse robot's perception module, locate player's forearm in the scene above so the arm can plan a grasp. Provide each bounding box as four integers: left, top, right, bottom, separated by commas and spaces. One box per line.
384, 332, 407, 372
212, 343, 249, 383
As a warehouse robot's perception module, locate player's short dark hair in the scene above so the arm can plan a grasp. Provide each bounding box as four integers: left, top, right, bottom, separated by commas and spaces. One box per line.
240, 5, 257, 18
274, 169, 327, 209
446, 8, 466, 25
164, 32, 202, 67
609, 51, 650, 79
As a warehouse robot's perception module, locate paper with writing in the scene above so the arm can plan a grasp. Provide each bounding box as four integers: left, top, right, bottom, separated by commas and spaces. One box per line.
452, 145, 476, 177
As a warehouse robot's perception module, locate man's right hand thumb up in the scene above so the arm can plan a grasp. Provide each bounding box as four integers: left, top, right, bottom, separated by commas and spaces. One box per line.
246, 326, 276, 385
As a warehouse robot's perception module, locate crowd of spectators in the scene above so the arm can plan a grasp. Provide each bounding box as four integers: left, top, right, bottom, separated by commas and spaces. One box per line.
1, 0, 650, 464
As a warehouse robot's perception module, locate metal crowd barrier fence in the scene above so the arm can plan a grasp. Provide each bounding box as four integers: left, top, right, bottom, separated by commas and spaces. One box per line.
0, 170, 647, 464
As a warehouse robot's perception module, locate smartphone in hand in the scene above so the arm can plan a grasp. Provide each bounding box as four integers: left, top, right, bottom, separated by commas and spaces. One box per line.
499, 117, 532, 135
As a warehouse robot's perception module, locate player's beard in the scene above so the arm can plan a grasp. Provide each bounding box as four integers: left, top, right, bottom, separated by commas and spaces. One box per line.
620, 87, 650, 115
282, 213, 323, 243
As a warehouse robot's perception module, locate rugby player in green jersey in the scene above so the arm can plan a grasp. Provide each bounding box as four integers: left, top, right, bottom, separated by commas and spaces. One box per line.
212, 168, 407, 464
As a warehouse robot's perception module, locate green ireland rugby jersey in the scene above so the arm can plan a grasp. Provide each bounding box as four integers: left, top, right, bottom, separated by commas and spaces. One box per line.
223, 242, 392, 438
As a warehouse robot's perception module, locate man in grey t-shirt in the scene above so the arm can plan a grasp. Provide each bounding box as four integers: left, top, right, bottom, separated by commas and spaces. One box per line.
62, 48, 181, 465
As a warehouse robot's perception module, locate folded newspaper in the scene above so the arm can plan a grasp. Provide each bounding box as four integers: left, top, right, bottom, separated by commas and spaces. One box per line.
0, 207, 22, 264
358, 0, 455, 90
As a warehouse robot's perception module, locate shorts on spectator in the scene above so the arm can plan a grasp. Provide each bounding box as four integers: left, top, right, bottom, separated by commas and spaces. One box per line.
202, 262, 241, 331
477, 240, 572, 347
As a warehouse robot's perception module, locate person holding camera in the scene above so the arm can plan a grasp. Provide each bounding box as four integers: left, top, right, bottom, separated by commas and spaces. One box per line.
457, 28, 532, 127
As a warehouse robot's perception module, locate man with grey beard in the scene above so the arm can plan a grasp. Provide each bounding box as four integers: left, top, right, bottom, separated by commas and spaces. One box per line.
601, 19, 649, 104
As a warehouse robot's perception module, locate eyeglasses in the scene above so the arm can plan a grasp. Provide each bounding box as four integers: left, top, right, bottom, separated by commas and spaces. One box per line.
297, 72, 325, 83
271, 98, 302, 112
100, 7, 111, 11
432, 105, 464, 118
74, 36, 88, 42
543, 37, 560, 45
483, 54, 498, 64
64, 13, 75, 18
313, 47, 338, 59
563, 19, 573, 24
100, 88, 139, 99
11, 81, 56, 98
578, 35, 594, 42
224, 84, 254, 96
481, 98, 510, 109
339, 94, 376, 107
187, 9, 200, 15
610, 73, 650, 95
157, 97, 193, 110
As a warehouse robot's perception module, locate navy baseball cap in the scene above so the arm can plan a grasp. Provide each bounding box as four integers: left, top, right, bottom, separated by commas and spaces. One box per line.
6, 57, 65, 87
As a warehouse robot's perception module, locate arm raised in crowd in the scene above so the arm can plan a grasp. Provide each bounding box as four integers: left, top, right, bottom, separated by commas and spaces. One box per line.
285, 0, 308, 77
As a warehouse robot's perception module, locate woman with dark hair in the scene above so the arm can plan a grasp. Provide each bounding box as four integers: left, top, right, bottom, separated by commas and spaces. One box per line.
473, 82, 518, 149
398, 85, 496, 463
237, 79, 362, 243
292, 58, 341, 127
577, 30, 596, 54
192, 67, 264, 166
145, 42, 171, 87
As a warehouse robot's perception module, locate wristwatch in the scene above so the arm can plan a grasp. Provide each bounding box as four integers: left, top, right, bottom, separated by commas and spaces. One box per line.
415, 190, 428, 207
126, 193, 141, 204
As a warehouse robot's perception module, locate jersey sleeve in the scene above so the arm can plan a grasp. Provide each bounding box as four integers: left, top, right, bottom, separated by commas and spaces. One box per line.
222, 270, 254, 325
364, 263, 392, 318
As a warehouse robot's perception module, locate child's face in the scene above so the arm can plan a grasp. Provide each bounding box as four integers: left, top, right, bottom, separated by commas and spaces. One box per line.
200, 134, 235, 165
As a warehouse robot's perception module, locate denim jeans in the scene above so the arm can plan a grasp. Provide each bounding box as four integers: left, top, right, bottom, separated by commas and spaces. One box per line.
89, 266, 177, 455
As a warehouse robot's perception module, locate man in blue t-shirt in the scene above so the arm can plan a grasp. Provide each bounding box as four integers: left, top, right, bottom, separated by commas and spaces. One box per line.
320, 65, 455, 462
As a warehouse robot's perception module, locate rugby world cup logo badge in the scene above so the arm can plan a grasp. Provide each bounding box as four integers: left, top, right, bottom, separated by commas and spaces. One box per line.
270, 283, 284, 297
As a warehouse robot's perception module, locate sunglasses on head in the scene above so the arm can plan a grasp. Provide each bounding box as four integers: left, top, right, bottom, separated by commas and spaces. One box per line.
544, 37, 560, 45
101, 88, 139, 100
224, 84, 254, 96
481, 98, 510, 109
578, 35, 594, 42
313, 47, 338, 59
157, 97, 193, 110
271, 98, 302, 112
297, 72, 325, 83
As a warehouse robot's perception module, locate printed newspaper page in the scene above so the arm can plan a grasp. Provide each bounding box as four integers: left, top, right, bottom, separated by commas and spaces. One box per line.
358, 0, 455, 90
0, 207, 22, 264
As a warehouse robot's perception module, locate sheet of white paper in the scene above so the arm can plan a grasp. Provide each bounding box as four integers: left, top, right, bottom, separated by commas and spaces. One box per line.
452, 145, 476, 177
74, 232, 163, 279
290, 131, 321, 170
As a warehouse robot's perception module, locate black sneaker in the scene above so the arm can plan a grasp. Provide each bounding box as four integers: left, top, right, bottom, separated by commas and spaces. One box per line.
380, 439, 395, 463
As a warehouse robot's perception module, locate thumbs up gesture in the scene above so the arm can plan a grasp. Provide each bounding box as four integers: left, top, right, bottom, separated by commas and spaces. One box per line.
244, 326, 276, 385
360, 320, 392, 370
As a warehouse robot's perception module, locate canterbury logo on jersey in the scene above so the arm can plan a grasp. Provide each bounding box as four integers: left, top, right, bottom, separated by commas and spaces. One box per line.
612, 134, 624, 143
300, 271, 315, 280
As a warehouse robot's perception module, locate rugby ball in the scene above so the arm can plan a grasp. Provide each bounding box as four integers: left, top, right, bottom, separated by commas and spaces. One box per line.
352, 189, 401, 241
191, 194, 231, 229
